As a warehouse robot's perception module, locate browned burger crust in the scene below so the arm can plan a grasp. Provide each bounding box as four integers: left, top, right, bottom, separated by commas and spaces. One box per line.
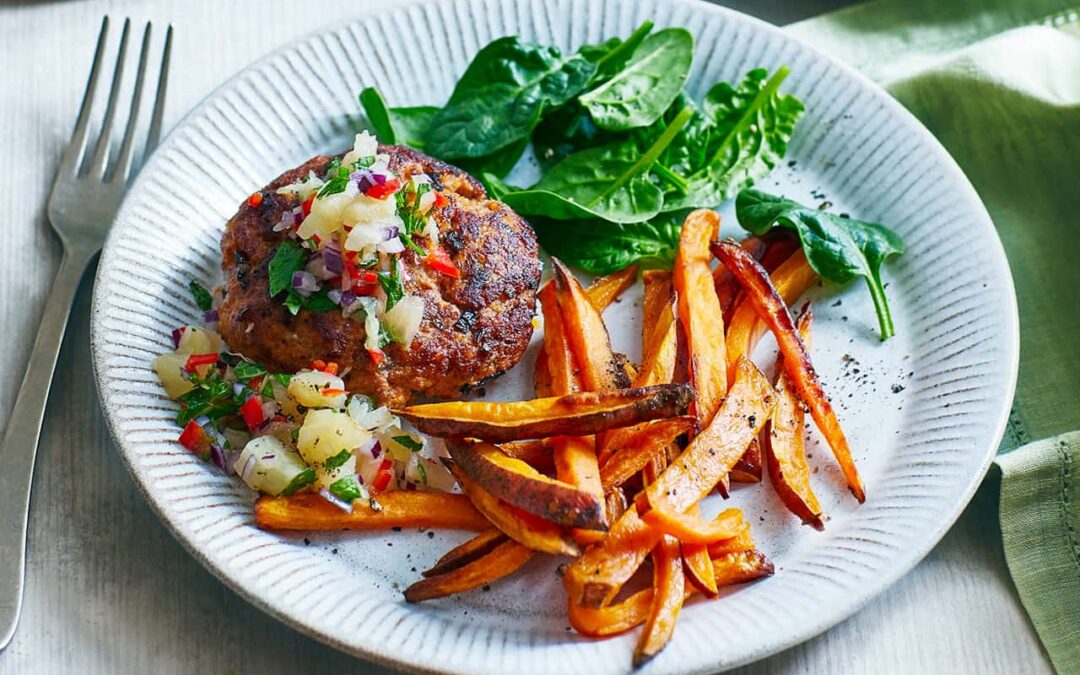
218, 145, 541, 407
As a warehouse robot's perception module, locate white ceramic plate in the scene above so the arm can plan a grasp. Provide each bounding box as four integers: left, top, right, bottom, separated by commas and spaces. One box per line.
90, 0, 1019, 672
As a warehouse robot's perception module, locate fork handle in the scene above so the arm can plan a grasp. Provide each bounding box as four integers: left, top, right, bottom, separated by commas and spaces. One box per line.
0, 247, 94, 650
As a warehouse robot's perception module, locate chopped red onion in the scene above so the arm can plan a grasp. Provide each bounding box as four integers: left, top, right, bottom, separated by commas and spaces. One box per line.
171, 327, 184, 349
319, 488, 353, 513
305, 257, 335, 281
273, 207, 302, 232
204, 309, 219, 323
292, 270, 319, 296
327, 289, 343, 305
209, 445, 228, 472
351, 169, 388, 193
323, 240, 344, 275
383, 226, 399, 240
232, 382, 246, 397
340, 290, 356, 307
240, 454, 257, 482
370, 442, 382, 460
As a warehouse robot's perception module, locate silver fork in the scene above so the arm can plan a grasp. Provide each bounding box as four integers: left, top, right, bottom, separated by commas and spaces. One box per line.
0, 17, 172, 650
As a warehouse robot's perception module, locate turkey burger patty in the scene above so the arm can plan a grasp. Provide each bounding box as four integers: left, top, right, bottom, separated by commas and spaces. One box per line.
218, 134, 541, 407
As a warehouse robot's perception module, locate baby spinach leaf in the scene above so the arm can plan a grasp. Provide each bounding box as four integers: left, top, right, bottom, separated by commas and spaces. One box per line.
479, 172, 518, 201
424, 37, 595, 159
531, 211, 685, 276
503, 143, 663, 223
358, 87, 438, 148
663, 67, 803, 212
579, 28, 693, 132
579, 21, 654, 83
736, 189, 906, 340
504, 105, 693, 224
531, 100, 618, 168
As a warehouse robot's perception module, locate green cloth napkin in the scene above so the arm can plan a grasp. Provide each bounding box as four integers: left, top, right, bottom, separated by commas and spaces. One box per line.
789, 2, 1080, 672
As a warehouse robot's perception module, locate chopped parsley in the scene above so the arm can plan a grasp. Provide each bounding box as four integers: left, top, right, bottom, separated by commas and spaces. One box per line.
279, 467, 316, 497
189, 279, 214, 311
396, 180, 433, 235
233, 360, 267, 380
393, 435, 423, 452
329, 475, 365, 502
325, 449, 352, 472
268, 240, 306, 297
378, 262, 404, 311
176, 371, 241, 426
268, 240, 337, 315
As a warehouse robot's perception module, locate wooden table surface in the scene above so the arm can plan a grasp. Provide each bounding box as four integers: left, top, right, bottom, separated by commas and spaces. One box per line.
0, 0, 1054, 673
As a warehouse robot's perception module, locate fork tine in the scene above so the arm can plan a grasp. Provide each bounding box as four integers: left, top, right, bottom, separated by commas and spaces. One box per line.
144, 24, 173, 155
110, 22, 152, 183
86, 18, 131, 179
56, 16, 109, 178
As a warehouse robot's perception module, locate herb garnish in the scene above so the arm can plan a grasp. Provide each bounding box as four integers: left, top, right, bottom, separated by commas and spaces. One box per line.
189, 280, 214, 311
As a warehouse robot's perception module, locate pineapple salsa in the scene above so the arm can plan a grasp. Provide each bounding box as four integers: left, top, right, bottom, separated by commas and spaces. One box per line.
152, 130, 466, 511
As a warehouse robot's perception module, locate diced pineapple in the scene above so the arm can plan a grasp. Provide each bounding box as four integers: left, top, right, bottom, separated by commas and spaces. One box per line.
153, 352, 194, 399
287, 370, 347, 409
177, 326, 222, 355
297, 409, 370, 464
234, 435, 312, 496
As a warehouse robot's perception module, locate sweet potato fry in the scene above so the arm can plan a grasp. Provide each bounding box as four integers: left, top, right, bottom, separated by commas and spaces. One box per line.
712, 549, 775, 587
679, 505, 719, 597
568, 588, 656, 637
253, 491, 489, 532
587, 265, 639, 311
563, 506, 659, 608
714, 236, 769, 325
634, 533, 685, 666
533, 349, 553, 398
448, 440, 607, 531
445, 460, 581, 556
636, 305, 678, 389
597, 298, 678, 466
538, 282, 582, 396
539, 282, 607, 540
729, 438, 763, 483
723, 248, 817, 382
599, 417, 694, 491
404, 539, 535, 602
642, 270, 673, 358
423, 529, 507, 578
606, 487, 628, 524
642, 507, 745, 545
706, 523, 754, 558
713, 240, 866, 502
499, 439, 554, 473
673, 210, 727, 429
639, 358, 776, 516
552, 258, 631, 391
395, 384, 693, 443
765, 308, 825, 529
534, 267, 637, 395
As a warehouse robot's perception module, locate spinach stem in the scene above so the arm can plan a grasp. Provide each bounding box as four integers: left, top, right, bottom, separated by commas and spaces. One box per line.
591, 105, 694, 207
652, 162, 688, 193
865, 272, 895, 340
